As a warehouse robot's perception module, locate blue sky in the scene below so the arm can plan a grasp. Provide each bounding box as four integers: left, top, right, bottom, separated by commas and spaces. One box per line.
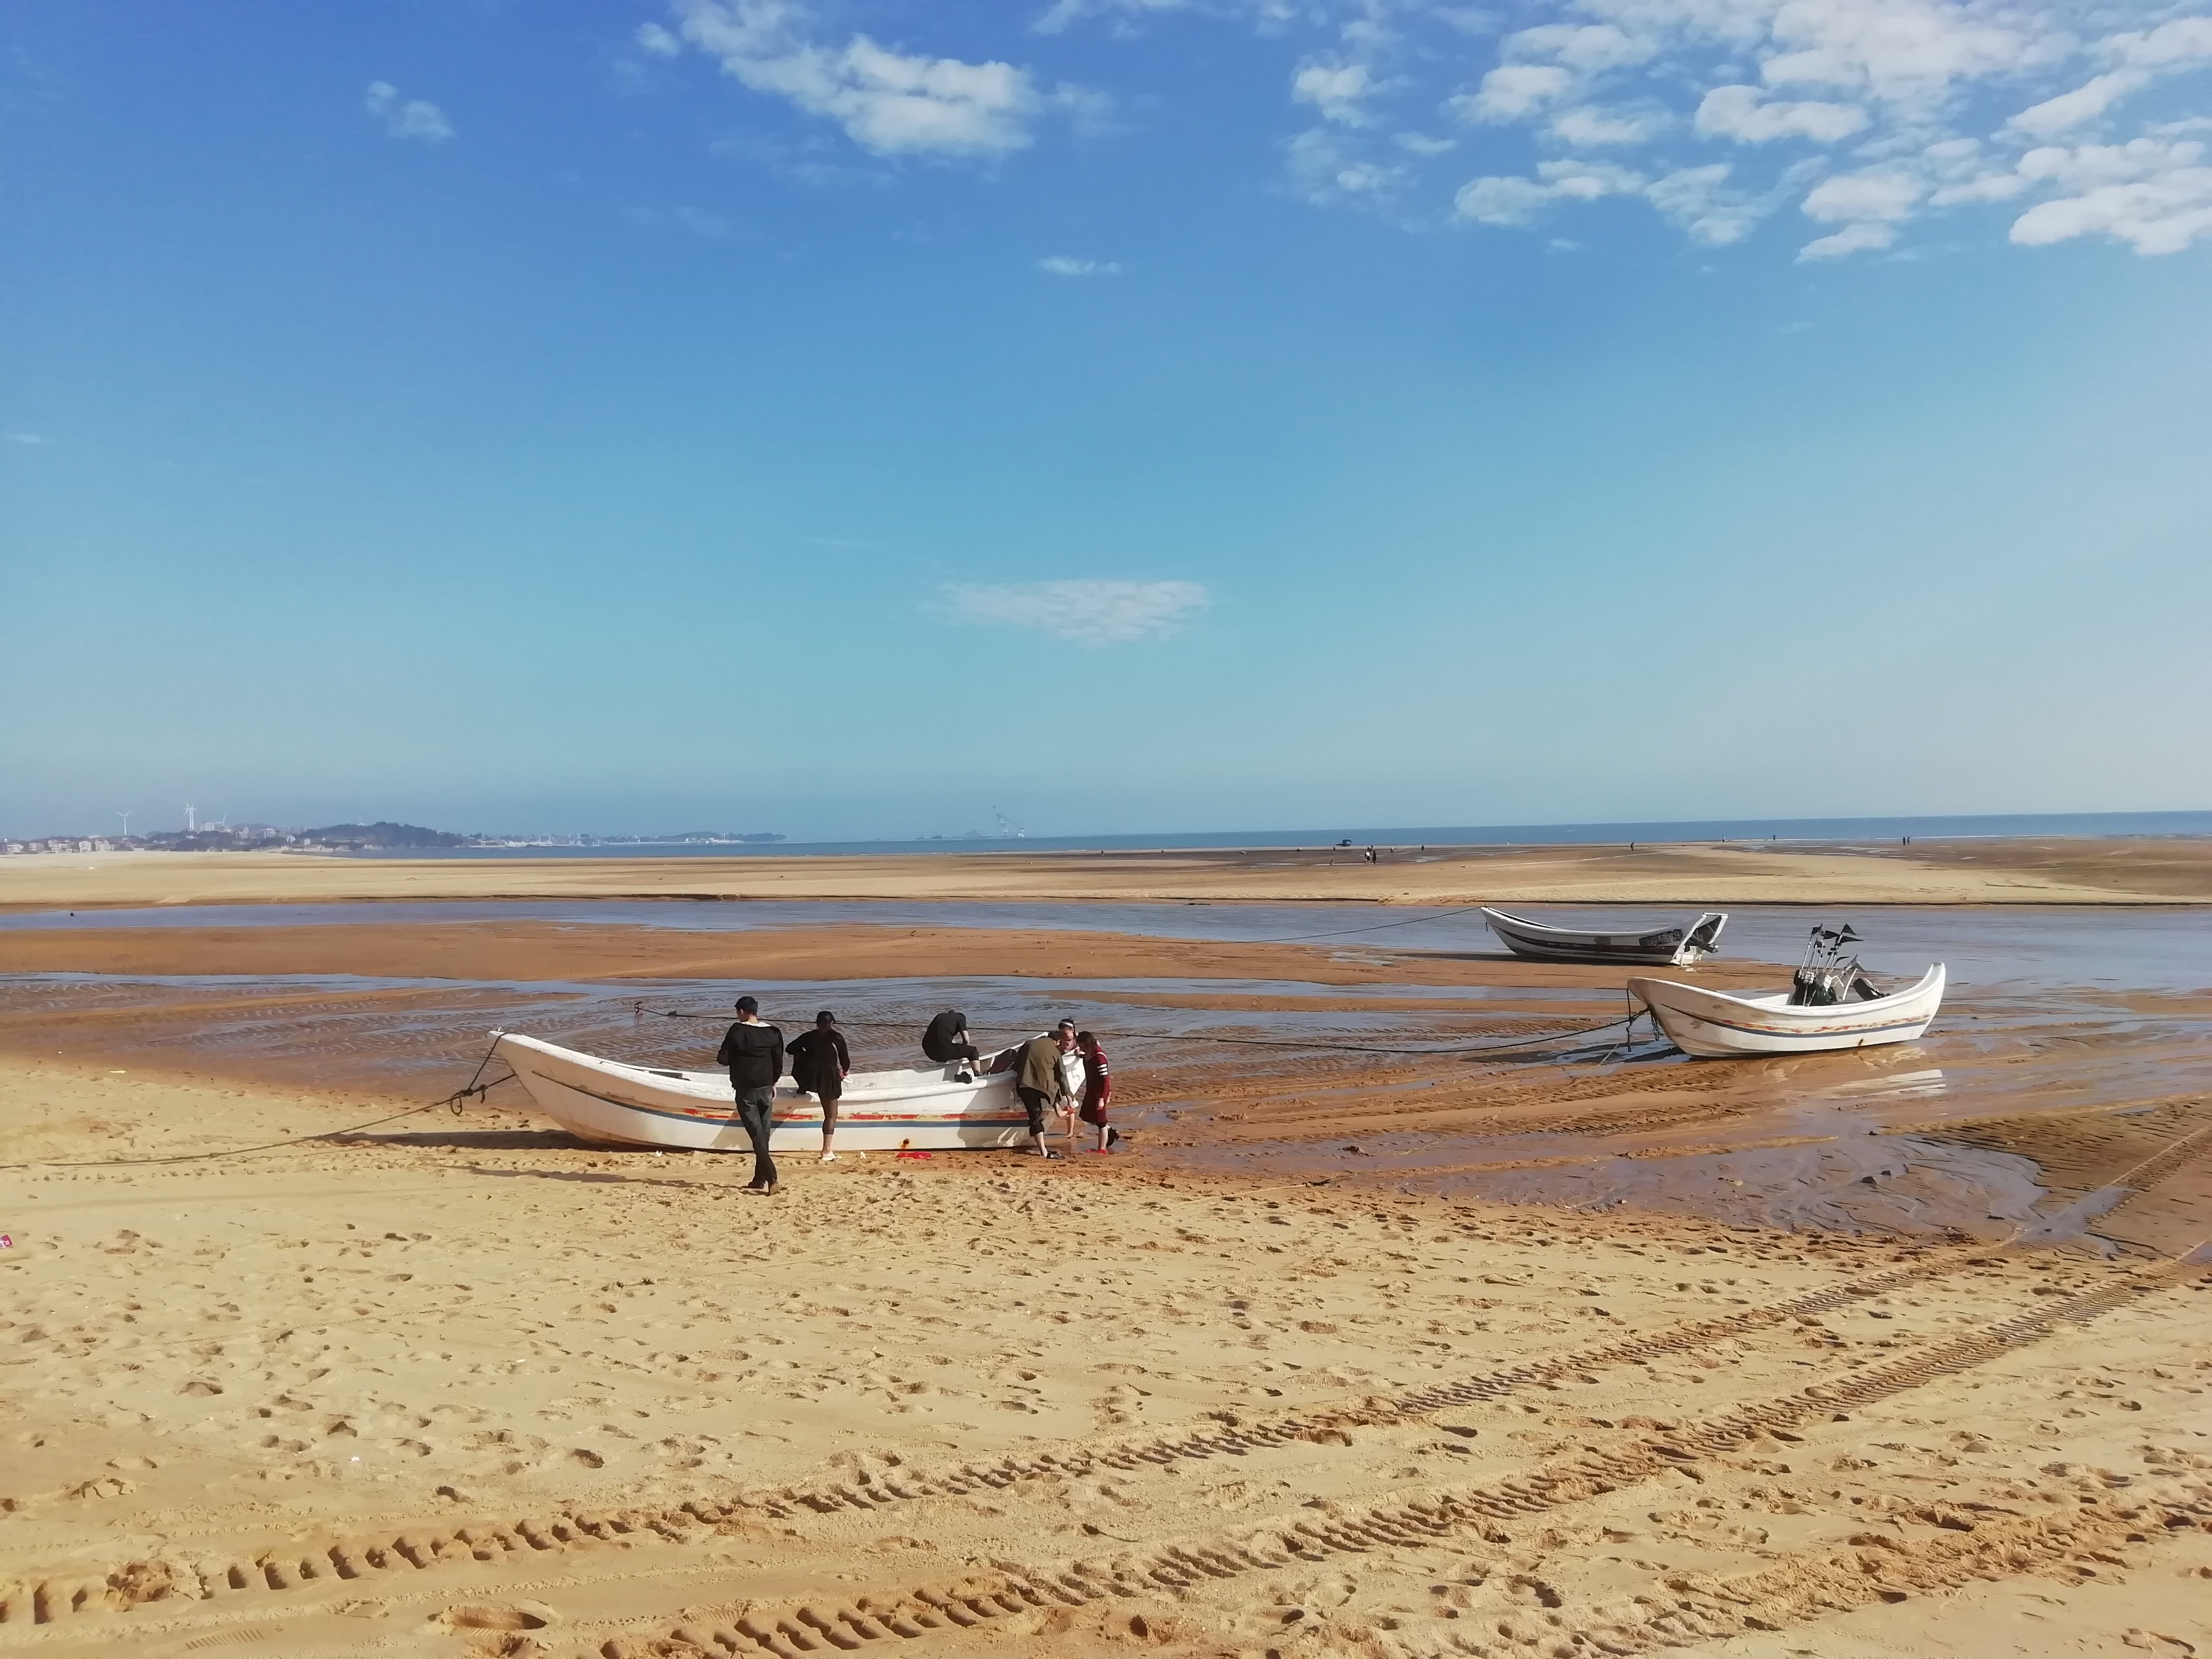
4, 0, 2208, 840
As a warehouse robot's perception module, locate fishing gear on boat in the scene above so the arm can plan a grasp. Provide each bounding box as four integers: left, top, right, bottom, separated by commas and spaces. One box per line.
0, 1038, 517, 1171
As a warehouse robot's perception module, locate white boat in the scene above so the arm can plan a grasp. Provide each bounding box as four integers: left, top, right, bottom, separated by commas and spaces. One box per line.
1482, 906, 1728, 966
492, 1031, 1038, 1152
1625, 965, 1946, 1059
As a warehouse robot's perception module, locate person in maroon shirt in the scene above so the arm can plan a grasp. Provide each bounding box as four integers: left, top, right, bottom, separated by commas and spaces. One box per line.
1075, 1030, 1120, 1153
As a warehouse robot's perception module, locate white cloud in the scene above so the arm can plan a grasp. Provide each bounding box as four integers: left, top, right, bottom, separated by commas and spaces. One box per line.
1453, 63, 1575, 122
1802, 168, 1923, 221
2109, 17, 2212, 69
1798, 219, 1899, 259
1646, 162, 1765, 242
2008, 70, 2148, 137
674, 0, 1090, 157
636, 22, 683, 57
1455, 159, 1646, 223
1293, 61, 1376, 125
1695, 84, 1867, 143
1454, 173, 1563, 225
2009, 138, 2212, 252
1552, 104, 1670, 145
1752, 0, 2045, 103
1505, 23, 1655, 73
941, 580, 1208, 643
1037, 0, 2212, 259
4, 432, 48, 446
1287, 128, 1408, 204
1037, 254, 1121, 275
364, 81, 453, 143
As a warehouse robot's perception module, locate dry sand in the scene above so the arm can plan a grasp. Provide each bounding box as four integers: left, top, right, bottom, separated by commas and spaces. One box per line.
4, 856, 2210, 1656
4, 1060, 2210, 1658
6, 835, 2212, 911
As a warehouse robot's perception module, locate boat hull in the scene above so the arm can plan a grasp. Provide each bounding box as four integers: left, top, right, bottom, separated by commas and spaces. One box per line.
1626, 965, 1945, 1059
493, 1032, 1034, 1152
1482, 907, 1728, 966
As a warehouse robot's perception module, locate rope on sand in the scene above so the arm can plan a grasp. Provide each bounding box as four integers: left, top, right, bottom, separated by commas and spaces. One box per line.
0, 1038, 516, 1171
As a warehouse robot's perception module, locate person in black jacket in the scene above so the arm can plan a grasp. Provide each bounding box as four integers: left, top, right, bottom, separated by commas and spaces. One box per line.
715, 995, 785, 1194
921, 1009, 981, 1075
786, 1010, 851, 1164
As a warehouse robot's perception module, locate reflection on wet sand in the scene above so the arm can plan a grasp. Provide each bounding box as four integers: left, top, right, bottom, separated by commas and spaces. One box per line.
0, 903, 2206, 1253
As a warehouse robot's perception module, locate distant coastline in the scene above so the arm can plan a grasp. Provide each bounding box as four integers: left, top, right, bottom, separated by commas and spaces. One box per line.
340, 808, 2212, 860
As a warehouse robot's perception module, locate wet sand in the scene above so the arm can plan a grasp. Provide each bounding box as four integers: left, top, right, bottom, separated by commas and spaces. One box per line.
3, 898, 2210, 1655
6, 834, 2212, 911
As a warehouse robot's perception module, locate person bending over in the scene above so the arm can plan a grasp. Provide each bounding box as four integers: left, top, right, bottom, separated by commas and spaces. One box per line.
1014, 1025, 1075, 1159
787, 1010, 851, 1164
716, 996, 785, 1195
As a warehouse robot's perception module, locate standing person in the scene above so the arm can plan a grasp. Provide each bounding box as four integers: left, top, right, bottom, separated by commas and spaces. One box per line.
921, 1009, 982, 1076
716, 995, 785, 1195
1014, 1025, 1075, 1159
1075, 1030, 1120, 1153
787, 1010, 851, 1163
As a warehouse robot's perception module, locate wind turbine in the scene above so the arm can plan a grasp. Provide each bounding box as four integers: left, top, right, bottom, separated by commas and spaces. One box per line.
117, 811, 132, 839
184, 803, 196, 833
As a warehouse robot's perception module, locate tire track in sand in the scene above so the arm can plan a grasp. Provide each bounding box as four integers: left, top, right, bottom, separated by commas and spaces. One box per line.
0, 1246, 1978, 1633
559, 1247, 2209, 1659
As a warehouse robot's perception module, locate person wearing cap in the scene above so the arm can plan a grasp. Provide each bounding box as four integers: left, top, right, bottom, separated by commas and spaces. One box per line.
715, 996, 785, 1194
786, 1010, 851, 1163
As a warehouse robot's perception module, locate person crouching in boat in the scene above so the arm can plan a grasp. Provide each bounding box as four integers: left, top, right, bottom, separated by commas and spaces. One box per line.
716, 996, 785, 1195
1014, 1026, 1075, 1159
921, 1009, 981, 1078
787, 1010, 850, 1164
1075, 1029, 1120, 1153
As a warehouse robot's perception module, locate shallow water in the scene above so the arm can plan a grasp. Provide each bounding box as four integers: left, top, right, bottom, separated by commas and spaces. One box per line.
3, 900, 2205, 994
2, 904, 2205, 1245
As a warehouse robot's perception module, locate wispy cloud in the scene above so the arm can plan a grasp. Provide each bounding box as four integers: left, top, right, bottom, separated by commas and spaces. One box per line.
365, 81, 454, 143
667, 0, 1102, 158
4, 432, 48, 446
940, 579, 1207, 643
1037, 254, 1121, 275
1050, 0, 2212, 258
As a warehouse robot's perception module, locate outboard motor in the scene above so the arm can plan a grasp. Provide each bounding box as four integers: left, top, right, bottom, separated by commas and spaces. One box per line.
1789, 924, 1866, 1007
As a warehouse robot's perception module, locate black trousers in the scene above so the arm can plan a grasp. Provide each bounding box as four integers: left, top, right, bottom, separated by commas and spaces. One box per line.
1016, 1086, 1053, 1136
734, 1085, 777, 1187
926, 1040, 981, 1065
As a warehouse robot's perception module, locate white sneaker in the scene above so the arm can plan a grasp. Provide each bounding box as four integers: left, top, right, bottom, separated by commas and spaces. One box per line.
819, 1151, 838, 1163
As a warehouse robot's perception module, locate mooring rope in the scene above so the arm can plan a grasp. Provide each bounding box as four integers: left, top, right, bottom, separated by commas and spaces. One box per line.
0, 1037, 516, 1170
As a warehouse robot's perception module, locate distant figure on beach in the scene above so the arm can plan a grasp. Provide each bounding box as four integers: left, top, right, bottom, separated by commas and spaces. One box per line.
716, 996, 784, 1195
922, 1009, 981, 1075
1075, 1030, 1120, 1153
786, 1010, 850, 1164
1015, 1026, 1075, 1159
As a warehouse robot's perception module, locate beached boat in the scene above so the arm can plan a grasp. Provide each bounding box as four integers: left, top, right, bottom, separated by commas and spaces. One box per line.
1481, 906, 1728, 966
1625, 965, 1946, 1058
492, 1031, 1036, 1152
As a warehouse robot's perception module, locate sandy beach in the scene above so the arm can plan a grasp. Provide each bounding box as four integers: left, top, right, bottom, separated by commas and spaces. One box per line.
6, 835, 2212, 911
3, 851, 2210, 1656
